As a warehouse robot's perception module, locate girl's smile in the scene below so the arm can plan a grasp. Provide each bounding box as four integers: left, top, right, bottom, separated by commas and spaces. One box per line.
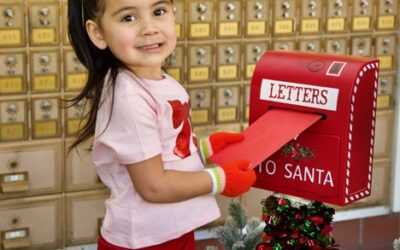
138, 43, 164, 52
135, 35, 166, 52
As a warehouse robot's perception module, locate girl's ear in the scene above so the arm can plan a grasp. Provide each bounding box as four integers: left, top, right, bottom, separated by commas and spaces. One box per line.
85, 20, 107, 50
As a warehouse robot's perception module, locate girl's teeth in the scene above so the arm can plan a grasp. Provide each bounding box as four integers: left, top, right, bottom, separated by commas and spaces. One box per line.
142, 44, 159, 49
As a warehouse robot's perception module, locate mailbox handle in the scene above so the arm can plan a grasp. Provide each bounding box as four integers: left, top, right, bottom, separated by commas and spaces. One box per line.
1, 227, 31, 249
0, 171, 30, 194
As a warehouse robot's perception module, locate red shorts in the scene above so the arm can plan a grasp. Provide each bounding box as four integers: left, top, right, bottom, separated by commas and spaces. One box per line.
97, 231, 196, 250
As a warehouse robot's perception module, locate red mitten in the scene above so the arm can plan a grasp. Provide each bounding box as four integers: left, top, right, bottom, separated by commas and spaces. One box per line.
199, 132, 244, 164
205, 159, 256, 197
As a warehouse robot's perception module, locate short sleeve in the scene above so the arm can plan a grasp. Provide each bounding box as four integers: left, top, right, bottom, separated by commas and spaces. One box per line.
98, 91, 162, 164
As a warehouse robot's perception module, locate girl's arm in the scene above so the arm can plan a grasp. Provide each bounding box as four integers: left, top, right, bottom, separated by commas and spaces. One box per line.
127, 154, 256, 203
126, 154, 213, 203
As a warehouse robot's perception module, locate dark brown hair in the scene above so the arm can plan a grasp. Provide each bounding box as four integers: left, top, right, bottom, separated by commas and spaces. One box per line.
66, 0, 121, 151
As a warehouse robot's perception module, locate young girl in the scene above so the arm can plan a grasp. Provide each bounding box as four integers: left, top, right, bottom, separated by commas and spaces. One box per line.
67, 0, 256, 249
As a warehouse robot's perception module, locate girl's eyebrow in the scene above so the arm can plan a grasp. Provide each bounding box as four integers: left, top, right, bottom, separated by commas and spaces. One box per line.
111, 0, 171, 17
154, 0, 172, 6
112, 6, 136, 17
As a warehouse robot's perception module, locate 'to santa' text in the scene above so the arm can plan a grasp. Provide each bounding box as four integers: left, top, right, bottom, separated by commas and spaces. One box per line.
257, 160, 334, 187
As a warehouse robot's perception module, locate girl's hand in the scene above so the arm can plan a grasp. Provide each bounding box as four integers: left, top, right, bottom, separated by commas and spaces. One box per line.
205, 159, 256, 197
199, 132, 244, 164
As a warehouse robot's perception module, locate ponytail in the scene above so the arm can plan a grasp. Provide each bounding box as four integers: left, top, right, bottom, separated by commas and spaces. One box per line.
67, 0, 120, 151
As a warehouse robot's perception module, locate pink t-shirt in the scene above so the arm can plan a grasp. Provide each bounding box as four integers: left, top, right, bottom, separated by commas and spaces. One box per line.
92, 69, 220, 249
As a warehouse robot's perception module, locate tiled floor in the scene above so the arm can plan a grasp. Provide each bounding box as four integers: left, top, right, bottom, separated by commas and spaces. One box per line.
195, 213, 400, 250
333, 213, 400, 250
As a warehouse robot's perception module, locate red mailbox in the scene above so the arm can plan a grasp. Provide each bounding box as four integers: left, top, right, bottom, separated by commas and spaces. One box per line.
250, 51, 379, 206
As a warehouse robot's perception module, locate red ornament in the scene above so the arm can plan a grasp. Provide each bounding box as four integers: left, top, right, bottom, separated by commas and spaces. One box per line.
322, 224, 333, 235
309, 215, 324, 225
292, 228, 299, 239
307, 239, 317, 248
262, 232, 273, 242
299, 237, 307, 244
262, 215, 270, 221
278, 232, 287, 238
278, 198, 286, 206
306, 239, 322, 250
257, 243, 273, 250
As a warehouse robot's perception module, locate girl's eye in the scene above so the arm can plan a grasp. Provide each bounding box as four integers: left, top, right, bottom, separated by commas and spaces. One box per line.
122, 15, 136, 22
154, 9, 167, 16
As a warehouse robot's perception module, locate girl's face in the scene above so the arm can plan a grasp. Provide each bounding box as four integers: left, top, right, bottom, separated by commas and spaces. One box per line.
87, 0, 176, 79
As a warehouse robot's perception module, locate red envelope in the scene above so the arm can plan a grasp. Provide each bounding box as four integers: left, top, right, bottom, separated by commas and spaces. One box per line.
208, 109, 322, 168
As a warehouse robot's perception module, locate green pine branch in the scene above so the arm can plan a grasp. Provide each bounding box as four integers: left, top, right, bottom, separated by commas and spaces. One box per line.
394, 238, 400, 250
216, 200, 263, 250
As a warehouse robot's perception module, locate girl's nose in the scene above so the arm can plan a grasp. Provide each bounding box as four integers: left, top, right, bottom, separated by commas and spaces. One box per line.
140, 18, 159, 36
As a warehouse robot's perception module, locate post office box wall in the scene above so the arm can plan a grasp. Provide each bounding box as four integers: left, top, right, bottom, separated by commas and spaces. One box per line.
217, 0, 242, 38
64, 96, 88, 137
375, 34, 397, 71
298, 39, 322, 52
65, 139, 105, 192
378, 74, 396, 96
189, 87, 213, 125
325, 37, 349, 54
28, 1, 60, 46
351, 0, 374, 32
188, 44, 214, 83
244, 41, 269, 79
61, 0, 69, 45
0, 195, 63, 250
65, 190, 109, 246
165, 44, 185, 83
31, 97, 61, 139
376, 0, 398, 30
351, 36, 373, 57
300, 0, 324, 34
245, 0, 270, 37
0, 99, 28, 141
272, 0, 298, 35
0, 52, 27, 95
243, 84, 251, 121
0, 0, 398, 247
173, 0, 186, 40
326, 0, 350, 32
188, 0, 215, 39
30, 50, 60, 93
216, 42, 242, 81
215, 86, 241, 123
273, 39, 297, 51
0, 140, 63, 200
377, 74, 396, 110
373, 110, 394, 158
63, 49, 87, 92
0, 2, 25, 47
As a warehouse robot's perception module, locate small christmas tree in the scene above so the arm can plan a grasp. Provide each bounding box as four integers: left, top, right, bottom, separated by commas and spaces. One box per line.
216, 200, 264, 250
394, 238, 400, 250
